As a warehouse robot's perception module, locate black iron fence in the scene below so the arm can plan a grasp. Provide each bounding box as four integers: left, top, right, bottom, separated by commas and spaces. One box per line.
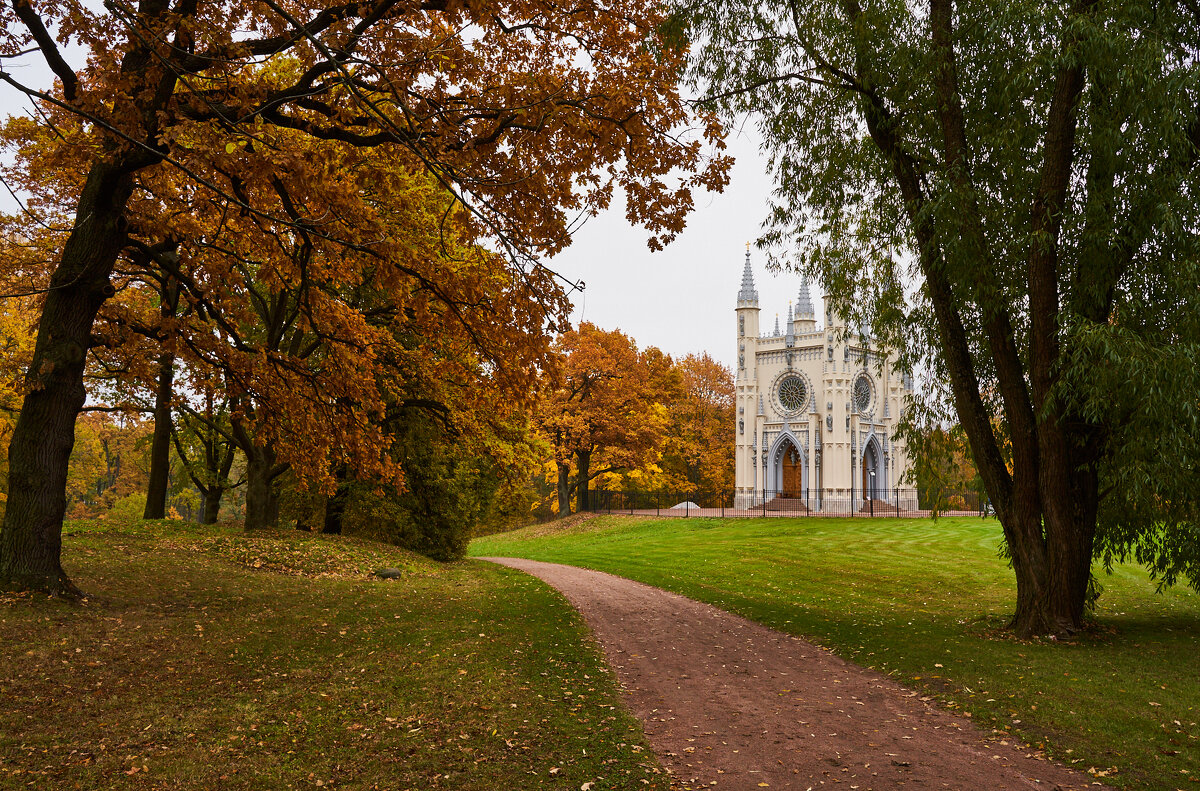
586, 488, 988, 518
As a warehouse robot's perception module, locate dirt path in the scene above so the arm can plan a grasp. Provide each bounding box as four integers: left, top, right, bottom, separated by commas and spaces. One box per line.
480, 557, 1103, 791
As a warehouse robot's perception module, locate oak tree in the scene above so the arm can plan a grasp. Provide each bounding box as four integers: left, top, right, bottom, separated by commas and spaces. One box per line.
658, 352, 734, 494
539, 323, 673, 514
0, 0, 729, 593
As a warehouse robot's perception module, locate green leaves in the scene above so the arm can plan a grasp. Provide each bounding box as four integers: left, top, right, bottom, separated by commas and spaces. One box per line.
683, 0, 1200, 605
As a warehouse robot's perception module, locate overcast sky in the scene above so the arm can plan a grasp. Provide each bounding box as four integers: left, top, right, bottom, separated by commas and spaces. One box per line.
544, 129, 817, 371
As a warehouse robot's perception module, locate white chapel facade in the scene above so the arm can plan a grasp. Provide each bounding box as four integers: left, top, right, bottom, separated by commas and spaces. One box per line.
734, 249, 914, 510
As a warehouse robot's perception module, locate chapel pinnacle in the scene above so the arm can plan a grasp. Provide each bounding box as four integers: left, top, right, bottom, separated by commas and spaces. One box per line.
737, 248, 759, 305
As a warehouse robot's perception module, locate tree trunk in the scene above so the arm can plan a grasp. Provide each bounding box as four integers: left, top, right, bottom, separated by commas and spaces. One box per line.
0, 160, 134, 596
1009, 452, 1100, 637
575, 450, 591, 513
200, 487, 223, 524
143, 350, 176, 519
322, 491, 348, 534
202, 434, 236, 525
322, 467, 350, 534
144, 274, 179, 519
244, 443, 279, 530
557, 462, 572, 517
266, 487, 280, 527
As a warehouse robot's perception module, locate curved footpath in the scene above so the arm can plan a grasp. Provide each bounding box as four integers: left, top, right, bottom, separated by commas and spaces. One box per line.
480, 557, 1104, 791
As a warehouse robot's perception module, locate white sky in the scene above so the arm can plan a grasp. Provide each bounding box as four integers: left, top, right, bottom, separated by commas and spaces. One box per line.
545, 129, 817, 371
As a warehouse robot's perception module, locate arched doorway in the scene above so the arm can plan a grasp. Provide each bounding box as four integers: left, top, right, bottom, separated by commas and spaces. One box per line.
769, 434, 807, 497
861, 436, 881, 500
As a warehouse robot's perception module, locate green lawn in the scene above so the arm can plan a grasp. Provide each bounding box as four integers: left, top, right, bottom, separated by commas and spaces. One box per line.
0, 519, 667, 790
471, 515, 1200, 791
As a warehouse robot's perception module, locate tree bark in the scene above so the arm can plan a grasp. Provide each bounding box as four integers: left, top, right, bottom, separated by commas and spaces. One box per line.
244, 442, 280, 530
143, 350, 176, 519
0, 160, 134, 596
144, 274, 179, 519
200, 488, 223, 525
575, 450, 591, 513
322, 466, 350, 534
557, 462, 572, 517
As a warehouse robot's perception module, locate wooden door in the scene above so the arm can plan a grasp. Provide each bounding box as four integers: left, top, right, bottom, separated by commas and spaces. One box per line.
782, 449, 802, 497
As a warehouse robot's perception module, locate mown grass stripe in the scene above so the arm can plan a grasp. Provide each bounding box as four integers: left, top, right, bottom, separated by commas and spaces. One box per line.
471, 515, 1200, 791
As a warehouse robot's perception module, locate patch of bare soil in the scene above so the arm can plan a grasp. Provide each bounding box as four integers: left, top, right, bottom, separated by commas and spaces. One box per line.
481, 557, 1106, 791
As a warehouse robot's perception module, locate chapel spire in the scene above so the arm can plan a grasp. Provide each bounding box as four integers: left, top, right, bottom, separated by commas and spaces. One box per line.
736, 245, 759, 306
796, 278, 815, 318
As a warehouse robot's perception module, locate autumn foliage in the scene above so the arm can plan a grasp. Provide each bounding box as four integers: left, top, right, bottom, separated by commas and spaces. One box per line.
535, 325, 734, 516
538, 323, 672, 514
0, 0, 729, 592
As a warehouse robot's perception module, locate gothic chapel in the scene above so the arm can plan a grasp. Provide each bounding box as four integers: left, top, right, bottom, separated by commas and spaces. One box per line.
734, 249, 914, 511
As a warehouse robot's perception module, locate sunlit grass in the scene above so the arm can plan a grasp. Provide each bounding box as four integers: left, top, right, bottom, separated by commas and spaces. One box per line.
471, 516, 1200, 791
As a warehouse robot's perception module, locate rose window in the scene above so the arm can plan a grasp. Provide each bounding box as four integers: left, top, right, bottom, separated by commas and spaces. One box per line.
854, 375, 873, 414
778, 376, 807, 413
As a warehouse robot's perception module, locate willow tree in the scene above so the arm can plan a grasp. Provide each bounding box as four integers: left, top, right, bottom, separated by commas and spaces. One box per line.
683, 0, 1200, 636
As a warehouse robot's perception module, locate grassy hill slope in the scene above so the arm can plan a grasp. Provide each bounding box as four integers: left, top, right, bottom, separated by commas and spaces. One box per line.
0, 519, 667, 790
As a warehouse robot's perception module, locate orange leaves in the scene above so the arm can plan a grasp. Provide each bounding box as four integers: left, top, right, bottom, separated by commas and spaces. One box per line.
534, 334, 736, 506
2, 0, 730, 532
657, 352, 735, 493
7, 0, 731, 261
538, 322, 674, 486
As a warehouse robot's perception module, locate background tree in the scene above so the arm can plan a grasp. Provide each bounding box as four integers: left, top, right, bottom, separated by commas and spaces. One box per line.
685, 0, 1200, 635
64, 413, 151, 516
172, 388, 241, 525
539, 323, 675, 514
658, 352, 734, 494
0, 288, 38, 521
910, 424, 985, 513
